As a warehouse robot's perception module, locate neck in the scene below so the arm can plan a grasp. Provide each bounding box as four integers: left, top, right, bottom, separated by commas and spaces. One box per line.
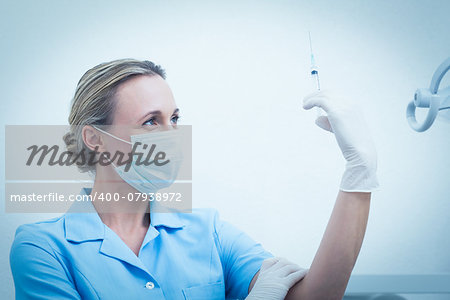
90, 165, 150, 232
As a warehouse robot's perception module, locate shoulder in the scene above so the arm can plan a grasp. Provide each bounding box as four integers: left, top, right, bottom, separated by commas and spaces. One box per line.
10, 216, 68, 278
11, 215, 65, 252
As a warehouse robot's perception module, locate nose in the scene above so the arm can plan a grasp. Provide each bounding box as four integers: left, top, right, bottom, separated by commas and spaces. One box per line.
160, 120, 177, 131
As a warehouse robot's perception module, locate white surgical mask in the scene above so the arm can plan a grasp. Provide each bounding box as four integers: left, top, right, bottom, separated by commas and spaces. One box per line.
93, 126, 183, 194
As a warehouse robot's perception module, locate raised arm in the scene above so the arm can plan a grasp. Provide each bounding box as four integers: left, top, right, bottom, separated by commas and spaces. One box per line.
285, 191, 370, 299
249, 90, 379, 299
289, 90, 379, 299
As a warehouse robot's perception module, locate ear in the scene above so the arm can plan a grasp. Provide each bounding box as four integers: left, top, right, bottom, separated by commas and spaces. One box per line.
82, 125, 106, 152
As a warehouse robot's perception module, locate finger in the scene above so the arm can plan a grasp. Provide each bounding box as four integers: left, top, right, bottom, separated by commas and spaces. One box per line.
275, 264, 302, 277
303, 94, 332, 112
303, 90, 337, 112
269, 257, 292, 271
285, 268, 308, 287
260, 257, 279, 271
303, 90, 322, 101
315, 115, 334, 132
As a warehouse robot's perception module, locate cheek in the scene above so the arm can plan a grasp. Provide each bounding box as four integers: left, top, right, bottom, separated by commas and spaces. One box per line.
101, 128, 133, 163
104, 139, 132, 163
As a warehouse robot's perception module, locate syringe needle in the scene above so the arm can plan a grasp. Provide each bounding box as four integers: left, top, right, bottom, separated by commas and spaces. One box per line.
308, 31, 313, 55
308, 31, 322, 116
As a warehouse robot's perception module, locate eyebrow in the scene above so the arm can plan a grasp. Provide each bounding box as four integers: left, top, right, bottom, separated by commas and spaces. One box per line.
139, 108, 180, 122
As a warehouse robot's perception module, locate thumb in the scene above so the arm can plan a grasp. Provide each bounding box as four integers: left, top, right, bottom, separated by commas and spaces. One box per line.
285, 268, 308, 287
315, 115, 334, 132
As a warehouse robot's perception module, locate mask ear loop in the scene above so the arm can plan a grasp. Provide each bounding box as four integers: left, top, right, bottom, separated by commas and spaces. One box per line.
92, 125, 132, 145
92, 125, 131, 169
100, 152, 118, 169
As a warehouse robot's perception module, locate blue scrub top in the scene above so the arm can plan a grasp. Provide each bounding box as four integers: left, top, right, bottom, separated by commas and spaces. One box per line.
10, 188, 273, 299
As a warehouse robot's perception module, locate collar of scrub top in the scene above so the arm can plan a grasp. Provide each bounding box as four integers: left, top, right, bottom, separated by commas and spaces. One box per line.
64, 187, 185, 243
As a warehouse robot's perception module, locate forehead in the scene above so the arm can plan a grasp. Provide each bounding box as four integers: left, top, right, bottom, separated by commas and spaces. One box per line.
112, 75, 176, 124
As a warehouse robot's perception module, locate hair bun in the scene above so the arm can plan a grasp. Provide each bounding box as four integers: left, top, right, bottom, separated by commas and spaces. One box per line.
63, 131, 76, 148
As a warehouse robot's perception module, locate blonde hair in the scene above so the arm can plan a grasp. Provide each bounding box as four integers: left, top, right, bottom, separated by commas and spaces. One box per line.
63, 58, 166, 173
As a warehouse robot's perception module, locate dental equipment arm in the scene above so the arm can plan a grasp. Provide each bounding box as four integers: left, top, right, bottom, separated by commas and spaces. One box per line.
407, 57, 450, 132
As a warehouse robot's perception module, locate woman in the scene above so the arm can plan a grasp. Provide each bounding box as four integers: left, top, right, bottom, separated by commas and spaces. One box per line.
10, 58, 378, 299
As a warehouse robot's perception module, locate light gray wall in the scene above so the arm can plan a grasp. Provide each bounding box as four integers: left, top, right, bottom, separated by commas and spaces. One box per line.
1, 0, 449, 299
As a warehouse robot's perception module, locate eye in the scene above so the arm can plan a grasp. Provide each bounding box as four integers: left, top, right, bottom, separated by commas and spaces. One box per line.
143, 117, 157, 126
171, 115, 180, 125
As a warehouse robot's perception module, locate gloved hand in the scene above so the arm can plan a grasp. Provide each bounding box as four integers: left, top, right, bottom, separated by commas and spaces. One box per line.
303, 90, 380, 192
245, 257, 308, 300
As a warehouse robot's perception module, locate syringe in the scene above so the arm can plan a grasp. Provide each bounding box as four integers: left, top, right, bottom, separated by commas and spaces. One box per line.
308, 31, 322, 116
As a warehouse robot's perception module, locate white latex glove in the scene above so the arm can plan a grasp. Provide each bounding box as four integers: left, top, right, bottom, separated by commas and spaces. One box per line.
303, 90, 380, 192
245, 257, 308, 300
